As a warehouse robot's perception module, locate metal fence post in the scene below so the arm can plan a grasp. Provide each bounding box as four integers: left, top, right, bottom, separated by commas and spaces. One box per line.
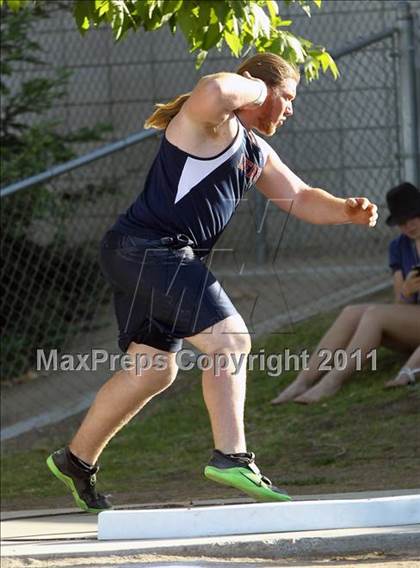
411, 2, 420, 177
397, 0, 420, 187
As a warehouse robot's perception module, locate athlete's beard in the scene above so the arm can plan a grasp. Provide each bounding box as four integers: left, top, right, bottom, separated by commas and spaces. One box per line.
256, 116, 277, 136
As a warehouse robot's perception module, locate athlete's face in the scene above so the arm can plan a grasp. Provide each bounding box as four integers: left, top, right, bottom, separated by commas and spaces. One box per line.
255, 78, 297, 136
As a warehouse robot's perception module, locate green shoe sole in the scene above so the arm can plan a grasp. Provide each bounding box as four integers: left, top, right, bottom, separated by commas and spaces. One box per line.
46, 455, 106, 514
204, 465, 292, 502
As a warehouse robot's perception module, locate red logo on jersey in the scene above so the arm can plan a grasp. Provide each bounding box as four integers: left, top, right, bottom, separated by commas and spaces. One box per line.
238, 154, 261, 182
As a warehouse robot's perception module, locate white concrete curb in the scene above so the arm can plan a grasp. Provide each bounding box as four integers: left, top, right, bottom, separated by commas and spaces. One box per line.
98, 495, 420, 540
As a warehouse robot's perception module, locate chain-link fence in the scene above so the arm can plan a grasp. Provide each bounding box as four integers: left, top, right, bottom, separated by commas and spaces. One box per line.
1, 0, 419, 440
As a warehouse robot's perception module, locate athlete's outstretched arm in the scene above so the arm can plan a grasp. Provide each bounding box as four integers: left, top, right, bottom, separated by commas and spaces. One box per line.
182, 72, 267, 127
255, 144, 378, 227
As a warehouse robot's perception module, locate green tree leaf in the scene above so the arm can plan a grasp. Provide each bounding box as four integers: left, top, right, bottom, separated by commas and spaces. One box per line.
265, 0, 278, 19
317, 50, 339, 78
96, 1, 110, 18
195, 49, 208, 69
6, 0, 22, 12
3, 0, 338, 81
250, 3, 271, 38
224, 29, 242, 57
74, 0, 92, 32
283, 31, 306, 62
160, 0, 183, 15
202, 21, 222, 51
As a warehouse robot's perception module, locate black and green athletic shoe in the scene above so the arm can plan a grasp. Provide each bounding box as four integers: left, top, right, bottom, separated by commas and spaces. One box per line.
46, 447, 112, 513
204, 449, 291, 502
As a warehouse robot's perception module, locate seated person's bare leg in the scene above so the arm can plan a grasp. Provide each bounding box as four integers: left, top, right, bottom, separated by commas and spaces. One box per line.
69, 343, 178, 465
294, 305, 420, 404
271, 304, 369, 404
384, 344, 420, 388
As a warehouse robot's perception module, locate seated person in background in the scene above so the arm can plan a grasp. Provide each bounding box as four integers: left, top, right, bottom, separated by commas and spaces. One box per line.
271, 182, 420, 405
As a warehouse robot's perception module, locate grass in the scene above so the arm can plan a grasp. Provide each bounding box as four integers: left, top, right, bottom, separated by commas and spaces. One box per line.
1, 307, 419, 510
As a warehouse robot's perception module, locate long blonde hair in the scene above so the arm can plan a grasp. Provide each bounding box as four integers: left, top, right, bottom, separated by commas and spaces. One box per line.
144, 92, 191, 130
144, 53, 300, 130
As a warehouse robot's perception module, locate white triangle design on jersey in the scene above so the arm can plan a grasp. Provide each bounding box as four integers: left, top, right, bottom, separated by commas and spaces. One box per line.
174, 124, 244, 205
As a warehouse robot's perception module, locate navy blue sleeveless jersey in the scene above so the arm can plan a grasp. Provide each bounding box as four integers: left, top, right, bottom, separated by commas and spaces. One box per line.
111, 115, 271, 258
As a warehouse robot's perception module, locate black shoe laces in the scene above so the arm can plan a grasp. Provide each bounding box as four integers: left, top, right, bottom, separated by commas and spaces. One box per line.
220, 450, 288, 495
226, 452, 273, 486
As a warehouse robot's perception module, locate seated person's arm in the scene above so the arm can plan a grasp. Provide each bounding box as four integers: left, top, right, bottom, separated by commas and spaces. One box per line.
397, 269, 420, 303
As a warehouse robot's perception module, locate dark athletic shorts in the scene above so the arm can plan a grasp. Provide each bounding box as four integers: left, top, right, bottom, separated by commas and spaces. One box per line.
99, 230, 238, 353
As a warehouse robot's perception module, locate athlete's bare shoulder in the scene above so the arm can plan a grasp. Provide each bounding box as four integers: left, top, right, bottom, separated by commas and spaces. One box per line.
161, 71, 271, 157
165, 105, 238, 158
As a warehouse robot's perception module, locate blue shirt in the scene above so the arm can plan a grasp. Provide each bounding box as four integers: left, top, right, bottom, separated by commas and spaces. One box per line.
111, 115, 271, 258
388, 234, 420, 303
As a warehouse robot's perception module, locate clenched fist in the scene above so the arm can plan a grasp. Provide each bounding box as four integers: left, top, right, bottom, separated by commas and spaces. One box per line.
345, 197, 378, 227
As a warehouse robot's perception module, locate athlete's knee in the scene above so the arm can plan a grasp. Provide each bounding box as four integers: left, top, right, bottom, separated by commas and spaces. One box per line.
187, 314, 252, 357
124, 350, 178, 391
200, 334, 250, 377
209, 331, 252, 357
154, 355, 178, 389
152, 369, 178, 392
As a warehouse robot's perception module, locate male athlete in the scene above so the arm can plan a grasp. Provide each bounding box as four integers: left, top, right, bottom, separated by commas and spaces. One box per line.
47, 53, 378, 511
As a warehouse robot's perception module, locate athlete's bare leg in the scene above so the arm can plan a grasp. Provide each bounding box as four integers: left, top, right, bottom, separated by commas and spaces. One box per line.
294, 304, 420, 404
69, 343, 178, 465
271, 304, 370, 404
186, 313, 251, 454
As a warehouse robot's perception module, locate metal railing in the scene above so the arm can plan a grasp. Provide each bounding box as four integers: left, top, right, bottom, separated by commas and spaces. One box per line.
1, 130, 159, 198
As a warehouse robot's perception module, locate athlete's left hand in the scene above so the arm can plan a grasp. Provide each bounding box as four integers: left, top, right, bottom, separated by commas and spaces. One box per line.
344, 197, 378, 227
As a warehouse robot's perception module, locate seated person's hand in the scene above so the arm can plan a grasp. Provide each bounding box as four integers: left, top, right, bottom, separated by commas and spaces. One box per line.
401, 270, 420, 297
